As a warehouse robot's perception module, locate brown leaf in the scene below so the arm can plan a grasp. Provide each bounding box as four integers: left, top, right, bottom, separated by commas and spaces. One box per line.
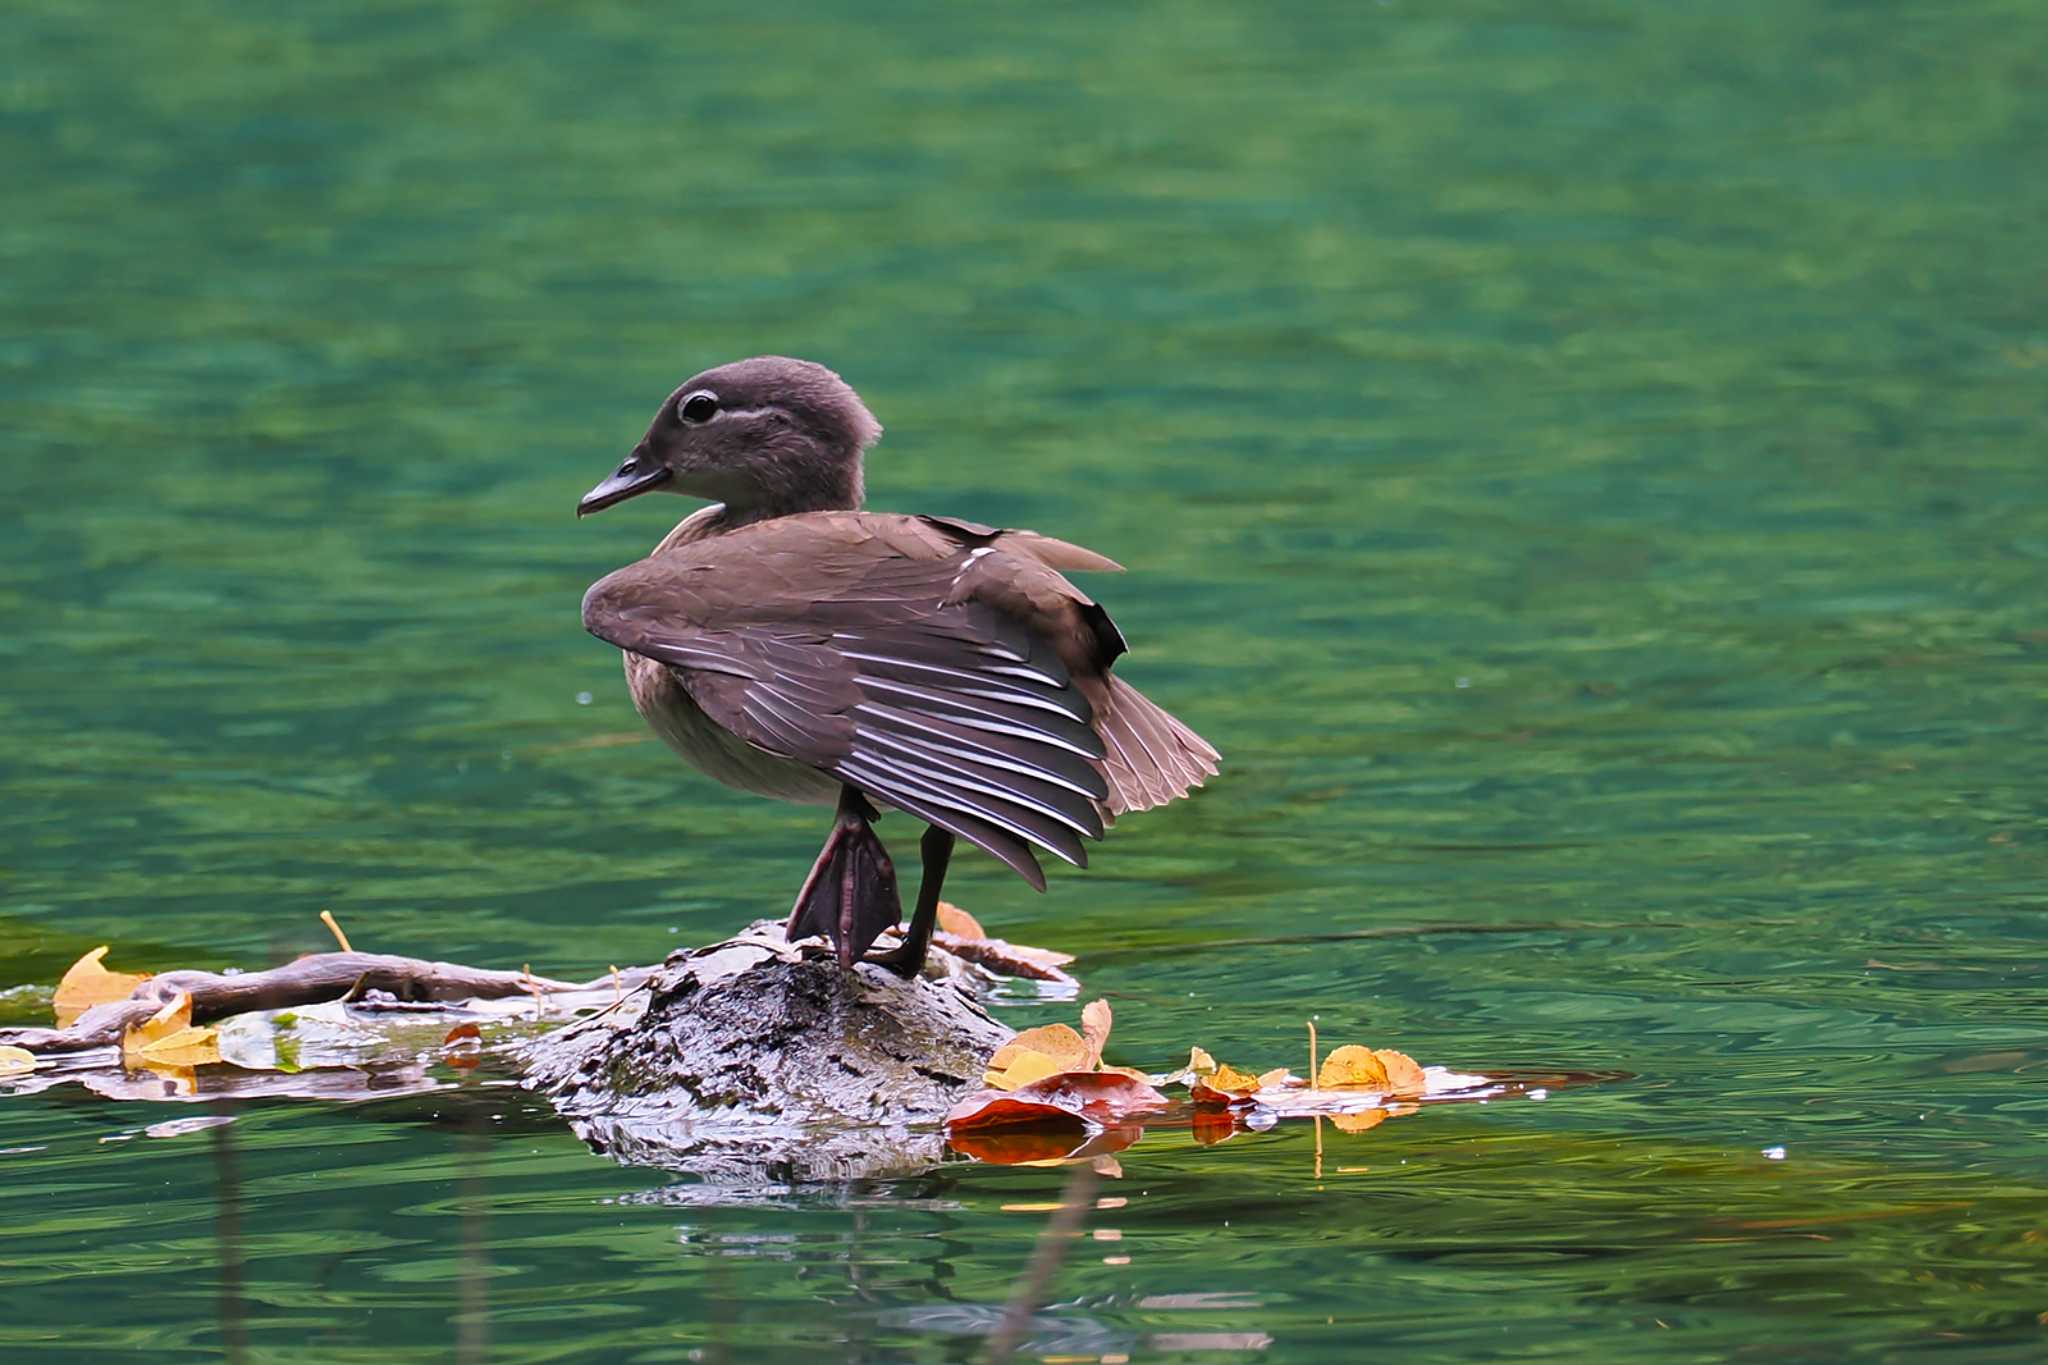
1374, 1048, 1427, 1096
1080, 999, 1112, 1069
54, 946, 150, 1027
934, 902, 985, 939
0, 1046, 37, 1077
443, 1022, 482, 1046
1317, 1044, 1391, 1090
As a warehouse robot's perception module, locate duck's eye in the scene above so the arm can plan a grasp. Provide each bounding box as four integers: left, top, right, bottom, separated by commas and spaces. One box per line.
680, 392, 719, 424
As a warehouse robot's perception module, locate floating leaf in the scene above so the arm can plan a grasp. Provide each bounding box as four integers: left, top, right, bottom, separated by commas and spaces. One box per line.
984, 1022, 1091, 1086
1318, 1045, 1390, 1090
0, 1046, 37, 1076
1374, 1049, 1427, 1096
946, 1071, 1169, 1134
1080, 998, 1112, 1069
949, 1122, 1143, 1167
443, 1023, 482, 1046
1188, 1046, 1217, 1074
984, 1047, 1065, 1091
122, 993, 222, 1066
934, 902, 984, 939
1330, 1109, 1388, 1134
54, 946, 149, 1027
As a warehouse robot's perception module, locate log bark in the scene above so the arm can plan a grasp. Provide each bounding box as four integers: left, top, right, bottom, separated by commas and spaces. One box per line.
519, 922, 1014, 1181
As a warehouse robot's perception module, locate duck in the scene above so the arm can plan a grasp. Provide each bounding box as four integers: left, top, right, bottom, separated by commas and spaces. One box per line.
576, 356, 1217, 977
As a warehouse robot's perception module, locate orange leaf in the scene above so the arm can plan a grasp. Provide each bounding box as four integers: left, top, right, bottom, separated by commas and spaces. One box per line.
934, 902, 984, 939
54, 946, 149, 1027
1330, 1109, 1388, 1134
1080, 999, 1112, 1069
443, 1022, 482, 1046
1374, 1048, 1427, 1096
1206, 1063, 1263, 1094
1317, 1045, 1390, 1090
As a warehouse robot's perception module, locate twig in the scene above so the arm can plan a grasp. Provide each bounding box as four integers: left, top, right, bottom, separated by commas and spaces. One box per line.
319, 910, 353, 953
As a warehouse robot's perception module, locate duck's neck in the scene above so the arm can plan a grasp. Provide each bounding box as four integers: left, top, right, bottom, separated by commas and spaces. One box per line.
652, 472, 865, 555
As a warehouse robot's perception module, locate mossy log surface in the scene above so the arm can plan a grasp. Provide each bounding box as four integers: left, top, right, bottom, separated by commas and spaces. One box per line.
519, 922, 1015, 1181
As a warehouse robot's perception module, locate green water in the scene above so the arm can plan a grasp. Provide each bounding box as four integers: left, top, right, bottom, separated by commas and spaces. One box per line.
5, 0, 2046, 1358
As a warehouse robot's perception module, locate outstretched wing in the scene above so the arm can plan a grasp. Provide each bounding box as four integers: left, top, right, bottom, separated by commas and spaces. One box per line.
581, 525, 1113, 888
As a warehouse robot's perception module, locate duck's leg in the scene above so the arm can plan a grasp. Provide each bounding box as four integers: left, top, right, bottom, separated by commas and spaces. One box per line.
865, 826, 955, 978
785, 786, 901, 969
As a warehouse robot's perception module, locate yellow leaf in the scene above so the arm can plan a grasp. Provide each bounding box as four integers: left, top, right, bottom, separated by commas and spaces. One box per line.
124, 998, 204, 1064
1205, 1063, 1263, 1094
1317, 1044, 1391, 1090
0, 1046, 36, 1076
54, 946, 149, 1027
1256, 1068, 1292, 1089
1080, 999, 1112, 1069
983, 1047, 1065, 1091
1331, 1109, 1388, 1134
1187, 1046, 1217, 1074
136, 1027, 222, 1066
934, 902, 985, 939
1373, 1048, 1427, 1096
987, 1023, 1091, 1076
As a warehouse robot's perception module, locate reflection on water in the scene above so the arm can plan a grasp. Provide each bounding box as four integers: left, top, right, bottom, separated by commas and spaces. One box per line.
5, 0, 2047, 1357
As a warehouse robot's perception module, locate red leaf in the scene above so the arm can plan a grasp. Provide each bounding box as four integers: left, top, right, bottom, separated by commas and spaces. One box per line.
948, 1123, 1142, 1166
944, 1070, 1168, 1134
443, 1023, 482, 1046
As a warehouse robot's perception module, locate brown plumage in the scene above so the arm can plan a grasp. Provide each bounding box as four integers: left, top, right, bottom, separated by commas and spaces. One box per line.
577, 357, 1217, 975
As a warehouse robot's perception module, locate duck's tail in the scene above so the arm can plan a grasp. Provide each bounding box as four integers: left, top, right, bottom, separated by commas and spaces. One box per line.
1092, 676, 1219, 820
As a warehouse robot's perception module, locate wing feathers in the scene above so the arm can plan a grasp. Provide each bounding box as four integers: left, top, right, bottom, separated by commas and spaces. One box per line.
586, 512, 1214, 885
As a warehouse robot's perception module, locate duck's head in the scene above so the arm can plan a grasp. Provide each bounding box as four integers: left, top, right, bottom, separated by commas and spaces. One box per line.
577, 356, 882, 520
